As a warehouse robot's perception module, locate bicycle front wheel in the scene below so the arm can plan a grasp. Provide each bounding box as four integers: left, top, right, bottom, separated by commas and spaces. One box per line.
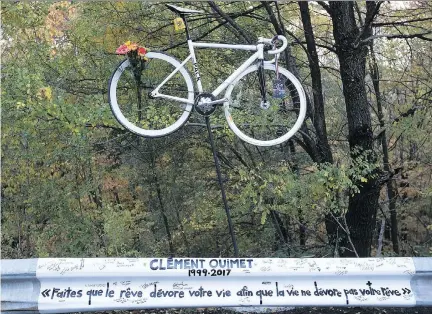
108, 52, 194, 137
224, 63, 306, 147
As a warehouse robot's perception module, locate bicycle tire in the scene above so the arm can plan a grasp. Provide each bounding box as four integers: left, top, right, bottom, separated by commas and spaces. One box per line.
223, 63, 306, 147
108, 52, 194, 137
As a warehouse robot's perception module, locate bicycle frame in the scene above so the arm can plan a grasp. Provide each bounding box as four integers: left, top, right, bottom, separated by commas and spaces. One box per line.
109, 11, 302, 146
150, 39, 267, 105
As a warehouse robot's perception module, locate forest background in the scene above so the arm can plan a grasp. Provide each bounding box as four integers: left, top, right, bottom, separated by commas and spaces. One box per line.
1, 1, 432, 260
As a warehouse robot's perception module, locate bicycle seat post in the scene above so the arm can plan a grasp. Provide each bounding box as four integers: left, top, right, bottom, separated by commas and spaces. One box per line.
181, 14, 192, 41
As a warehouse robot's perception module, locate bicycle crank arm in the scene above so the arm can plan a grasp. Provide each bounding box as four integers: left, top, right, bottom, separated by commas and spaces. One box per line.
207, 98, 228, 106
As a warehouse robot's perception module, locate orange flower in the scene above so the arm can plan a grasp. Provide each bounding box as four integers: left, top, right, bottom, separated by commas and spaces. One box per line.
125, 41, 138, 51
116, 44, 129, 55
137, 46, 147, 57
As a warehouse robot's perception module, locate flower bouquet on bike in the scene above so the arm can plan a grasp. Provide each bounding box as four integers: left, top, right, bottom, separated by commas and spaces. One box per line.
115, 41, 149, 83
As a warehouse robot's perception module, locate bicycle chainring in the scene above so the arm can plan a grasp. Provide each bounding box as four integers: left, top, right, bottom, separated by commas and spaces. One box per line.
194, 92, 217, 116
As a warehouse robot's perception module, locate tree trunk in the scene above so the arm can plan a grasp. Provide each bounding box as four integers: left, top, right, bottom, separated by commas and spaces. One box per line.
154, 177, 174, 255
329, 2, 381, 257
270, 209, 289, 249
298, 2, 333, 164
287, 140, 306, 248
149, 141, 174, 255
369, 42, 400, 255
298, 1, 339, 252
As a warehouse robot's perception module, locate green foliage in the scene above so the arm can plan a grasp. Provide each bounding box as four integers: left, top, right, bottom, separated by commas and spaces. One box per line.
2, 1, 431, 259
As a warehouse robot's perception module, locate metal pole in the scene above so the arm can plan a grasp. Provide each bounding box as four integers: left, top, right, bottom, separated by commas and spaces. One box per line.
205, 116, 239, 257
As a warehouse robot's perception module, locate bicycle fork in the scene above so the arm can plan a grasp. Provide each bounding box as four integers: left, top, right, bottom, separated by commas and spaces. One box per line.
257, 60, 269, 109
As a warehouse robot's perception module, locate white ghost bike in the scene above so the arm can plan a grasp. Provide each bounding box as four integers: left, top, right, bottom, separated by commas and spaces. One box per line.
108, 4, 306, 147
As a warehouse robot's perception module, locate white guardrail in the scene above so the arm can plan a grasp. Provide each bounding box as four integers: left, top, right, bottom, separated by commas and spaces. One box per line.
1, 257, 431, 313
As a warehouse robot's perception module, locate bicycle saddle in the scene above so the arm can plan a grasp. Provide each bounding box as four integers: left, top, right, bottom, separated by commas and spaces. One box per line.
165, 4, 203, 15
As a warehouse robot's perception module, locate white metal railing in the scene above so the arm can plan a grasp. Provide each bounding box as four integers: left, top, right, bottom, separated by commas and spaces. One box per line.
1, 257, 431, 313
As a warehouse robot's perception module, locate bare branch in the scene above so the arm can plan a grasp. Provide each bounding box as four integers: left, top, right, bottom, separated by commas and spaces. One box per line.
354, 1, 383, 46
316, 1, 332, 16
361, 31, 432, 44
373, 103, 427, 139
364, 1, 384, 29
373, 17, 432, 27
84, 123, 123, 132
329, 212, 360, 258
208, 1, 253, 43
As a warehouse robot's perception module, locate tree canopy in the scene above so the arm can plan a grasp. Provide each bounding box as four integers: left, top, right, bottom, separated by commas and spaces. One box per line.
2, 1, 432, 259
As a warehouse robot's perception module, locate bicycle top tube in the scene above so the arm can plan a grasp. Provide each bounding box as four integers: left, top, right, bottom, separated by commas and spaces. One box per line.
192, 42, 258, 51
190, 35, 287, 54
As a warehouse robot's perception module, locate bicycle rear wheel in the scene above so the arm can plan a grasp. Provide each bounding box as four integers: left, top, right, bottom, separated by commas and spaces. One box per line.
108, 52, 194, 137
224, 63, 306, 147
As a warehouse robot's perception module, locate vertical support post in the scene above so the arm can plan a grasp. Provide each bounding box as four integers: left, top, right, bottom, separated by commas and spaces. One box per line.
205, 116, 239, 257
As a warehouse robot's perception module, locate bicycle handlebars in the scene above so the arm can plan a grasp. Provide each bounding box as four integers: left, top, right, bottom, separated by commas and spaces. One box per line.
270, 35, 288, 55
258, 35, 288, 55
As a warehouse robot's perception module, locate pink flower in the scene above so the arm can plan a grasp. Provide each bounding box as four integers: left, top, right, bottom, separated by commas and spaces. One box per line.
116, 44, 129, 55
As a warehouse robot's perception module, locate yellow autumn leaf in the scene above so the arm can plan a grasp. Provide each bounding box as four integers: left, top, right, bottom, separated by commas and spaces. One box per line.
16, 102, 26, 109
37, 87, 52, 101
44, 87, 52, 100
